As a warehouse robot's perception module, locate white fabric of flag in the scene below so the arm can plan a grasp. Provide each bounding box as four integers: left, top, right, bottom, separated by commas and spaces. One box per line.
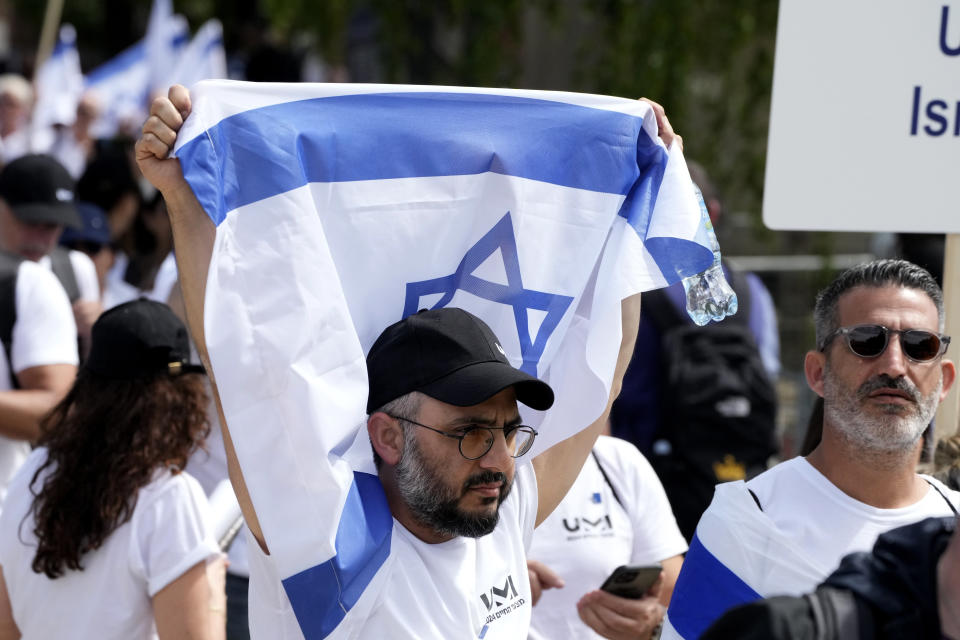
32, 25, 84, 131
173, 79, 714, 639
660, 481, 827, 640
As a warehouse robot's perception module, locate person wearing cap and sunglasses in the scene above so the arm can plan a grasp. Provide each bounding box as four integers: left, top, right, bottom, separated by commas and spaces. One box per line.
0, 299, 225, 639
663, 259, 959, 640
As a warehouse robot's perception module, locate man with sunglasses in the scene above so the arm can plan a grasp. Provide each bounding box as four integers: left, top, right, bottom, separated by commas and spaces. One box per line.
663, 259, 959, 640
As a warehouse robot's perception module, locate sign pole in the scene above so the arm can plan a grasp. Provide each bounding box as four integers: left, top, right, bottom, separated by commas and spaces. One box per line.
938, 233, 960, 438
34, 0, 65, 72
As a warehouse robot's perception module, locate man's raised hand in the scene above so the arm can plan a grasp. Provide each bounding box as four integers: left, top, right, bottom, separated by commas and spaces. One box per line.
135, 85, 192, 196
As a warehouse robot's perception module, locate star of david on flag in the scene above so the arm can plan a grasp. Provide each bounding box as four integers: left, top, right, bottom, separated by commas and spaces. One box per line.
403, 212, 573, 377
174, 80, 714, 638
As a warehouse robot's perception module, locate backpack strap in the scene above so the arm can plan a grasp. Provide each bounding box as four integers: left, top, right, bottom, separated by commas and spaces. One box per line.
48, 247, 80, 303
923, 478, 959, 516
0, 251, 22, 389
591, 449, 625, 510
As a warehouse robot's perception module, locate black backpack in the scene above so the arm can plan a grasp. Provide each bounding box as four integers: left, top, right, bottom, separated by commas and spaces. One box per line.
0, 250, 22, 389
643, 266, 777, 540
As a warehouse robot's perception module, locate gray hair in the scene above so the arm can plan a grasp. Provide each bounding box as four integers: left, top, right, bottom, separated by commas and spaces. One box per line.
813, 259, 944, 349
369, 391, 425, 469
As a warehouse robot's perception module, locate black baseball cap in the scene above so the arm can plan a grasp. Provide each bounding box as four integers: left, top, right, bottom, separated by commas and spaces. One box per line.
84, 299, 205, 379
365, 307, 554, 414
0, 154, 81, 228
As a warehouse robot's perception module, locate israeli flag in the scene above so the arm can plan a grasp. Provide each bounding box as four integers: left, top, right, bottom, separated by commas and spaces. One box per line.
164, 19, 227, 90
32, 24, 84, 131
145, 0, 189, 96
661, 482, 827, 639
174, 80, 713, 639
86, 14, 189, 138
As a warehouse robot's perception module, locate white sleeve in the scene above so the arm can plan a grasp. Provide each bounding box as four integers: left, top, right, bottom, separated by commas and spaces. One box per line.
130, 473, 220, 596
597, 437, 688, 564
67, 250, 101, 302
516, 461, 539, 551
11, 262, 78, 374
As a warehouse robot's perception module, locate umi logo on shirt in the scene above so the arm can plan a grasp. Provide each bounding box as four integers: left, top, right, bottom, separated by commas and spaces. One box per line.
479, 574, 526, 625
480, 575, 519, 611
562, 514, 613, 533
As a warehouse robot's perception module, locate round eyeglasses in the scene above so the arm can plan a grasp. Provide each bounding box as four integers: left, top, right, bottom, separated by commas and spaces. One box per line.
819, 324, 950, 363
388, 415, 538, 460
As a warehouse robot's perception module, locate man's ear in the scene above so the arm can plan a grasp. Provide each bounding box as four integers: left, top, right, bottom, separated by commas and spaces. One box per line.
368, 412, 404, 466
939, 358, 957, 402
805, 350, 827, 398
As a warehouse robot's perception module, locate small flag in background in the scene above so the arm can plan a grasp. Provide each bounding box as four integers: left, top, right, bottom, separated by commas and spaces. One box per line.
32, 25, 84, 132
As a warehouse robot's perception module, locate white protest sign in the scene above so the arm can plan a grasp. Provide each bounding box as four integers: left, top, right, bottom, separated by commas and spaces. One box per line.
763, 2, 960, 232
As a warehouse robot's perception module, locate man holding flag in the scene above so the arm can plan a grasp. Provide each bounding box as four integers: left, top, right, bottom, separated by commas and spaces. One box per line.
136, 81, 712, 639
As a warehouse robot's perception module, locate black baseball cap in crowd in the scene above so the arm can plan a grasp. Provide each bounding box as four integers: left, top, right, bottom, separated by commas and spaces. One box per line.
365, 307, 554, 414
84, 299, 205, 379
0, 154, 81, 228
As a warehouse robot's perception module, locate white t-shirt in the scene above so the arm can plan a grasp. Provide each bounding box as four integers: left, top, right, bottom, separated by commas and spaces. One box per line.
528, 436, 687, 640
248, 462, 540, 639
39, 249, 101, 303
103, 252, 178, 311
0, 261, 77, 504
0, 448, 220, 639
747, 456, 960, 578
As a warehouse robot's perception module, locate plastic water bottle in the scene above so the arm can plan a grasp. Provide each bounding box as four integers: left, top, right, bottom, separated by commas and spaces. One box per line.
680, 186, 738, 326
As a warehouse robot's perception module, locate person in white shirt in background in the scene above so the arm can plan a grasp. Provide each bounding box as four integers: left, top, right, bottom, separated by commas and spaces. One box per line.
48, 91, 102, 180
527, 434, 686, 640
0, 299, 225, 639
0, 256, 76, 506
0, 75, 33, 165
0, 154, 102, 353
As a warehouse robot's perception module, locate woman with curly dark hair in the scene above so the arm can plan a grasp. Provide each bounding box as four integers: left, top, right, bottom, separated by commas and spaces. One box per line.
0, 299, 225, 639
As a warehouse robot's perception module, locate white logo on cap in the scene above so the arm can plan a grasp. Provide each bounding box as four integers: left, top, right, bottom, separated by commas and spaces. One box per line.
495, 343, 506, 356
55, 188, 73, 202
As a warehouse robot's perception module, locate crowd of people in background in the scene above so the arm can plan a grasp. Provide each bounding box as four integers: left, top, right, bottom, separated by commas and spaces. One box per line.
0, 65, 251, 637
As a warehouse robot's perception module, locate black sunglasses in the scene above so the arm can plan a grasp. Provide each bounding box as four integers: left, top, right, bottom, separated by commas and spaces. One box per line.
820, 324, 950, 363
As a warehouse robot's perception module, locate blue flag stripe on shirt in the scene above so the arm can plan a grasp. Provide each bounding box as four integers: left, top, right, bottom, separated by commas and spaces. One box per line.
176, 91, 663, 224
281, 471, 393, 639
667, 533, 763, 639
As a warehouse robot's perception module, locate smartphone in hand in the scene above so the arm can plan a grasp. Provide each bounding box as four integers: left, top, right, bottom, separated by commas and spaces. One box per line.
599, 564, 662, 599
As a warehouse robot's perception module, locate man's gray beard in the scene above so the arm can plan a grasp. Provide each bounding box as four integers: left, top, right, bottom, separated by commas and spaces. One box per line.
823, 363, 941, 454
394, 427, 512, 539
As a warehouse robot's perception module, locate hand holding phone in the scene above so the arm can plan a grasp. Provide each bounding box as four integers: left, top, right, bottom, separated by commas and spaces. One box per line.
599, 564, 663, 599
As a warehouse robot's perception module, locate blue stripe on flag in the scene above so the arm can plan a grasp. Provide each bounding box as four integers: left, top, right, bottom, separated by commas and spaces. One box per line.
86, 42, 145, 85
667, 533, 762, 639
281, 471, 393, 639
176, 91, 665, 226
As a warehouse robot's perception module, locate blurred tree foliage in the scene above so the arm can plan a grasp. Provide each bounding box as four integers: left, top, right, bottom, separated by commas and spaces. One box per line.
263, 0, 780, 245
10, 0, 779, 243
